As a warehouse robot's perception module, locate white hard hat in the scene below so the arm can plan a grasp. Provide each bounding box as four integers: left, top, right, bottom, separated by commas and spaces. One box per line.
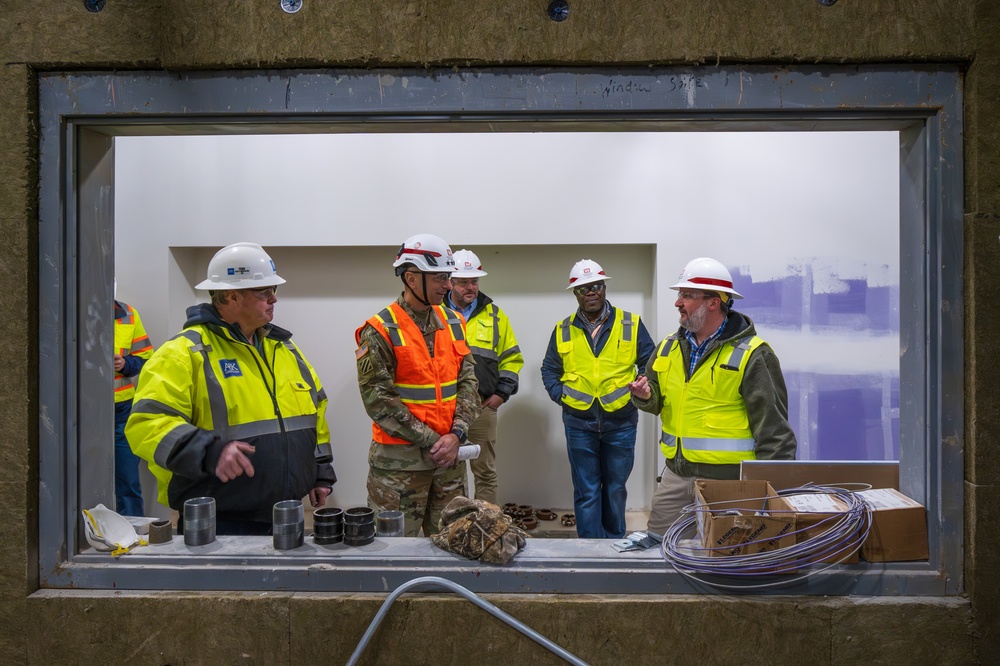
566, 259, 611, 290
453, 249, 488, 278
670, 257, 743, 299
195, 242, 286, 291
392, 234, 457, 275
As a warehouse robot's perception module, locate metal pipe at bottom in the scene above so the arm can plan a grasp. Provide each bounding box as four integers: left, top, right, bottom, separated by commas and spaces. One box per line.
347, 576, 589, 666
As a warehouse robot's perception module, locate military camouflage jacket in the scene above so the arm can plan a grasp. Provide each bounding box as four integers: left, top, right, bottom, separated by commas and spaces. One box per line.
357, 294, 480, 471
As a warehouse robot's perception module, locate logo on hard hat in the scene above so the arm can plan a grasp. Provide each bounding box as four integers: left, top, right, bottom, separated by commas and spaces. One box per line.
228, 267, 251, 276
583, 268, 592, 276
413, 241, 423, 250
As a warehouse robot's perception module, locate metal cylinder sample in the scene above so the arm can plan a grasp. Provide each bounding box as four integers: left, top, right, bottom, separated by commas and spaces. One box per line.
183, 497, 216, 547
147, 519, 173, 544
376, 510, 404, 537
343, 506, 375, 546
272, 499, 305, 550
312, 506, 344, 545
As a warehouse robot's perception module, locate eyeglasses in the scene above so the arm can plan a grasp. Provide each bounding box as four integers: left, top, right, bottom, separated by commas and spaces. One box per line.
676, 290, 709, 301
409, 271, 453, 283
573, 282, 606, 296
248, 286, 278, 300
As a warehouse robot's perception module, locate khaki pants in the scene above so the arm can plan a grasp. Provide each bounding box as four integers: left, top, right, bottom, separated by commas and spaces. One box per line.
468, 406, 499, 505
646, 464, 696, 537
367, 464, 467, 537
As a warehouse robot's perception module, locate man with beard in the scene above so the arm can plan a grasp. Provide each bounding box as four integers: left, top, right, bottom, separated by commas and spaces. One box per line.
355, 234, 481, 537
541, 259, 655, 539
628, 257, 797, 535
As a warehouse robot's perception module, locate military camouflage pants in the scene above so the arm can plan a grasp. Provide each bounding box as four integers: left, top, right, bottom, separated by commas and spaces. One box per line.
367, 463, 467, 537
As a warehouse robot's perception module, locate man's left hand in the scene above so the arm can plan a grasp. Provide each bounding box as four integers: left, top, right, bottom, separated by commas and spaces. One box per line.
308, 486, 332, 508
483, 394, 504, 410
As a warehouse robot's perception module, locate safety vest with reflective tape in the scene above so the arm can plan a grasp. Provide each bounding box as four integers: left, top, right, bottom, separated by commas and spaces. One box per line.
651, 333, 764, 465
465, 302, 523, 397
362, 302, 471, 444
126, 323, 332, 509
555, 308, 639, 412
114, 302, 153, 403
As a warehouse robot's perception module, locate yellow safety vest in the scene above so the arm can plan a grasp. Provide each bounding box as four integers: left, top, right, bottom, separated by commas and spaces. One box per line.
113, 302, 153, 403
555, 308, 639, 412
652, 334, 765, 465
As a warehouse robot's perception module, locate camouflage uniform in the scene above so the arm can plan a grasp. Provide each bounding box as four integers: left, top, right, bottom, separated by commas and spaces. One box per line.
357, 295, 480, 536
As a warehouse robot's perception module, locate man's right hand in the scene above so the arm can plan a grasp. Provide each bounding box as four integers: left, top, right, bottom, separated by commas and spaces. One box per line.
215, 440, 256, 482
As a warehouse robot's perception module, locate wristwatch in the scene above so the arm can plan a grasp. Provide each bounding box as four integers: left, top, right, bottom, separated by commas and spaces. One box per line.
450, 427, 467, 444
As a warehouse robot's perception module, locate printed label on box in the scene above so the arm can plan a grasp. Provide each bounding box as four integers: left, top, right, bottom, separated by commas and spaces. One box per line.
781, 493, 846, 513
857, 488, 922, 510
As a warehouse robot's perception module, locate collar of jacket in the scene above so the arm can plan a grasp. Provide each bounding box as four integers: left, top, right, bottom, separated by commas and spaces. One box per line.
182, 302, 292, 342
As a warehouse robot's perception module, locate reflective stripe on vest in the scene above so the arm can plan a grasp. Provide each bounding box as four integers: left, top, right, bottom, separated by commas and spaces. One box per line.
114, 303, 152, 402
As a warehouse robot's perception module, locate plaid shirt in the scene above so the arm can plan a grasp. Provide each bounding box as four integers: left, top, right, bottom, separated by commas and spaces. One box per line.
683, 318, 728, 376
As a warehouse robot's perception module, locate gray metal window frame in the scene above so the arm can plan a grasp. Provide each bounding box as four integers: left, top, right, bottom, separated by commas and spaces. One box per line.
37, 66, 963, 595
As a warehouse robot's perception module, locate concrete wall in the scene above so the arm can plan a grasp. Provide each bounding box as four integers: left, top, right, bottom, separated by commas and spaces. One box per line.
1, 1, 994, 664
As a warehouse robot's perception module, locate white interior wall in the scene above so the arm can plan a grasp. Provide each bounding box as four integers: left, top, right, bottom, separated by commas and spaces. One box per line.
114, 131, 898, 517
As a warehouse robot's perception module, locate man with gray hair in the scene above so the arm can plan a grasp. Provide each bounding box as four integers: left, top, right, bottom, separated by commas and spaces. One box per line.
629, 257, 796, 535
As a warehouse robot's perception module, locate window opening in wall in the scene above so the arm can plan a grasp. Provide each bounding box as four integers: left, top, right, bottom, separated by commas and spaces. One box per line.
37, 67, 963, 595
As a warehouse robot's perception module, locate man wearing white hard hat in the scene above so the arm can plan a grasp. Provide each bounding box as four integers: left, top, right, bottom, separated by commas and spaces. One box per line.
355, 234, 481, 537
541, 259, 656, 539
127, 242, 336, 535
445, 249, 524, 506
629, 257, 797, 535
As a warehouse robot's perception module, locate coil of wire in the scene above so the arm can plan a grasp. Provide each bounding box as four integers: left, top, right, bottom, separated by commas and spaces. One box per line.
660, 483, 873, 590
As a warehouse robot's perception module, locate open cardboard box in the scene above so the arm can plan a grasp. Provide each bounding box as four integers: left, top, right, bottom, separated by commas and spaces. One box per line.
694, 480, 795, 557
739, 461, 927, 563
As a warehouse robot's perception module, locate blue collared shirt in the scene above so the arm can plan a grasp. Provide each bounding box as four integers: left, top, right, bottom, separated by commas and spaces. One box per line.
447, 295, 476, 322
684, 319, 728, 376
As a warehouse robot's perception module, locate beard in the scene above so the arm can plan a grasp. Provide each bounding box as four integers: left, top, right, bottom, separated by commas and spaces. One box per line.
680, 301, 709, 332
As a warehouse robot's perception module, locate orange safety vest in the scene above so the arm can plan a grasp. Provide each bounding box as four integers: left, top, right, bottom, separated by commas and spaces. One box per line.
359, 302, 471, 445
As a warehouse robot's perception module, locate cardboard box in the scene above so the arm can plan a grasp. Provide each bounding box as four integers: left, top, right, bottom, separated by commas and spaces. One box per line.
857, 488, 929, 562
694, 480, 796, 557
778, 492, 861, 564
740, 460, 899, 492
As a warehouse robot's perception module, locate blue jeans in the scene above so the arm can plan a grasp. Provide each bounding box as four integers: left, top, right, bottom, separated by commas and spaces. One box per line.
114, 403, 145, 516
564, 424, 636, 539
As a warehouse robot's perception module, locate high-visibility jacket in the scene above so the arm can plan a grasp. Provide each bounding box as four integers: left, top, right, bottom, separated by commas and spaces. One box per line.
463, 296, 522, 399
651, 333, 765, 465
113, 301, 153, 403
555, 308, 639, 412
126, 306, 333, 515
358, 302, 471, 444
